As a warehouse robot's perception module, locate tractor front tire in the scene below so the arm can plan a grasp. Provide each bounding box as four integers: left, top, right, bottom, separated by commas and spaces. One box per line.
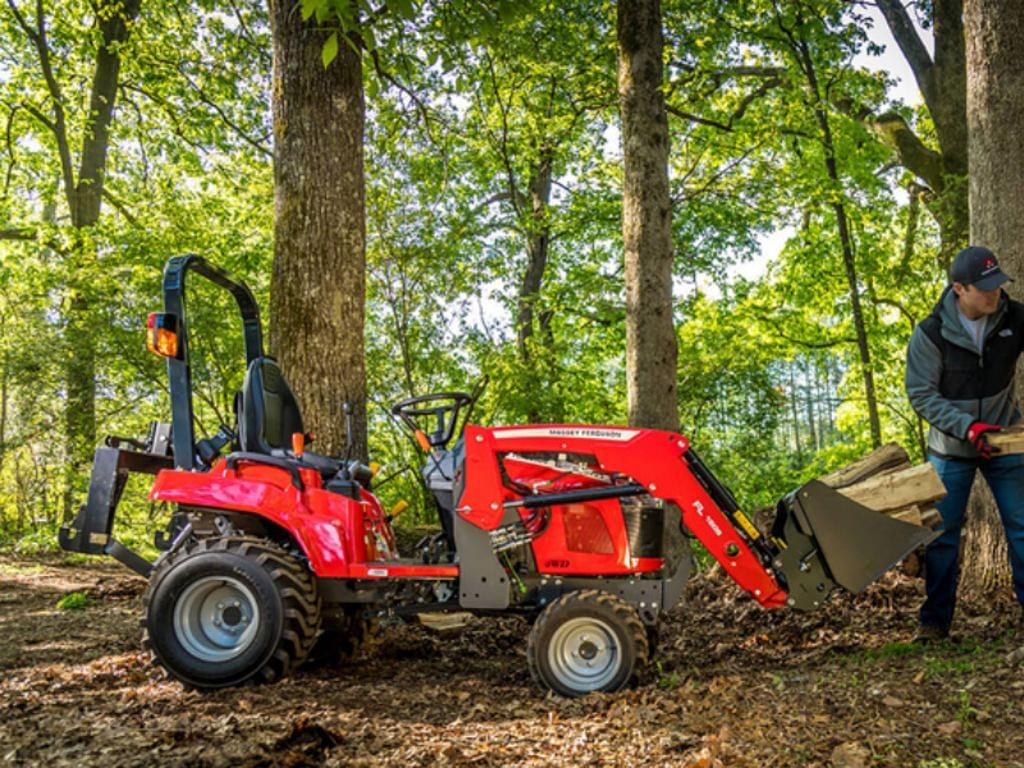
142, 535, 321, 690
527, 589, 648, 696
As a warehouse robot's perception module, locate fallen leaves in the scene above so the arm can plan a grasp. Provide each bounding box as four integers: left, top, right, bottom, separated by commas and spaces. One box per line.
2, 556, 1023, 767
830, 741, 869, 768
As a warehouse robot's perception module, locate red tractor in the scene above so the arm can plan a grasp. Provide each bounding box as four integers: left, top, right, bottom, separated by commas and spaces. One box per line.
60, 255, 936, 696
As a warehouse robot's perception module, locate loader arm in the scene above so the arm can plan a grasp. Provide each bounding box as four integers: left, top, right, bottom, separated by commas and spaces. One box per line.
458, 425, 788, 608
457, 425, 937, 612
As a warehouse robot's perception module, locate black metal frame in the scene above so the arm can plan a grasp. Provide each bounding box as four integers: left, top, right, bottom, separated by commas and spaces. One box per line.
59, 256, 263, 571
58, 443, 173, 576
162, 255, 264, 469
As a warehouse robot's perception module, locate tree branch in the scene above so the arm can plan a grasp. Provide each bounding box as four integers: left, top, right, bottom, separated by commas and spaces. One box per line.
666, 77, 781, 132
873, 296, 917, 330
5, 0, 76, 205
0, 226, 35, 240
101, 188, 139, 227
869, 111, 944, 191
875, 0, 936, 108
174, 66, 273, 158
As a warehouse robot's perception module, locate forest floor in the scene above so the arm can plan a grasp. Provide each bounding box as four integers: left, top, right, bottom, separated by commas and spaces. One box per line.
1, 552, 1023, 768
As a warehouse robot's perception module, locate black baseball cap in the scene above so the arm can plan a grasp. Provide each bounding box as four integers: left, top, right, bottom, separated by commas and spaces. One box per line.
950, 246, 1012, 291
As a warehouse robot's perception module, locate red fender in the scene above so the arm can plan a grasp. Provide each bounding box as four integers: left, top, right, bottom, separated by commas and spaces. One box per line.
148, 458, 389, 577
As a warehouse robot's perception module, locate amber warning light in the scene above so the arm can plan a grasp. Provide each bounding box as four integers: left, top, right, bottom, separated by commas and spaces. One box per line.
146, 313, 179, 358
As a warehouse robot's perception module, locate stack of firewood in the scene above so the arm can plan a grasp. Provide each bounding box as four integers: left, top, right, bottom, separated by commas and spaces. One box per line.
818, 442, 945, 530
752, 443, 947, 578
816, 442, 948, 578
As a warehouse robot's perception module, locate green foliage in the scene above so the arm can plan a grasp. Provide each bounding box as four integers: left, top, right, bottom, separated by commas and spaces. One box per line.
56, 591, 88, 610
0, 0, 948, 549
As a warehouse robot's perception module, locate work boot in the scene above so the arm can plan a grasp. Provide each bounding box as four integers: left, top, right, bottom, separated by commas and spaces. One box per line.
913, 623, 950, 644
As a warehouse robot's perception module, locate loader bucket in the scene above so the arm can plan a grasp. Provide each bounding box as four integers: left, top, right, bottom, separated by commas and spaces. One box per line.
770, 479, 940, 610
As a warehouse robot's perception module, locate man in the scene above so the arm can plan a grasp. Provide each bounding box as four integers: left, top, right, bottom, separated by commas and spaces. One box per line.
905, 245, 1024, 640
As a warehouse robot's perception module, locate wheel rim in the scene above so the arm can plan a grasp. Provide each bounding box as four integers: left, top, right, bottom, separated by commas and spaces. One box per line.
547, 616, 622, 692
173, 576, 261, 662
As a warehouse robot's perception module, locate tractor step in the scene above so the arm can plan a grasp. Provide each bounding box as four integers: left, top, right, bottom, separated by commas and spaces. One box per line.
348, 560, 459, 580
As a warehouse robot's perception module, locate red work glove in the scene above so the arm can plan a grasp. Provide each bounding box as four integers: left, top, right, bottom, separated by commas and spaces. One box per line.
966, 421, 1003, 459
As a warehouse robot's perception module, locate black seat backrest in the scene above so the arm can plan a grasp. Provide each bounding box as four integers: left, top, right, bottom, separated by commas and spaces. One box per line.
237, 357, 304, 454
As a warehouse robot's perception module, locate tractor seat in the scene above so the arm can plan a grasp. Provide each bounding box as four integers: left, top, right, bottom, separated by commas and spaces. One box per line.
236, 357, 344, 478
237, 357, 305, 456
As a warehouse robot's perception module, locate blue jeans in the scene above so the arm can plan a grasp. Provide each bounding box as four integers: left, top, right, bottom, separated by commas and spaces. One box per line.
921, 453, 1024, 628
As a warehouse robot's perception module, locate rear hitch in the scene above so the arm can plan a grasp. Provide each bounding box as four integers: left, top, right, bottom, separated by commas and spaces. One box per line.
58, 441, 174, 578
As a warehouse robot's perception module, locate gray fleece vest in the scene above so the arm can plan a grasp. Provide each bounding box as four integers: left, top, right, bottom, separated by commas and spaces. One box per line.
904, 287, 1024, 459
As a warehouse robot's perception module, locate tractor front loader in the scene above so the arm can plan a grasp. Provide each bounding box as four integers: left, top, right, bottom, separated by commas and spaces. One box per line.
60, 255, 938, 696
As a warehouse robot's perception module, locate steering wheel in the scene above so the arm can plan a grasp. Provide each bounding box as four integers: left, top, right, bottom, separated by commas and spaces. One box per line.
391, 391, 474, 449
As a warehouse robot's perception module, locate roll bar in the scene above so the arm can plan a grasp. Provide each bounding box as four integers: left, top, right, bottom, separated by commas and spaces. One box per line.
162, 255, 264, 469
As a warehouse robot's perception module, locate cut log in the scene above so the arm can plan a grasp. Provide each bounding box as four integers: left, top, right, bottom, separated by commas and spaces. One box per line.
986, 426, 1024, 454
836, 463, 947, 514
417, 612, 473, 634
818, 442, 911, 489
888, 505, 923, 526
920, 507, 943, 529
752, 446, 946, 547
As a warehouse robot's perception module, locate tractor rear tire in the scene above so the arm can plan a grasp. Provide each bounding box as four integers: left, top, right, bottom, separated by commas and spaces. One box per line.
142, 535, 321, 690
308, 605, 377, 666
527, 589, 648, 696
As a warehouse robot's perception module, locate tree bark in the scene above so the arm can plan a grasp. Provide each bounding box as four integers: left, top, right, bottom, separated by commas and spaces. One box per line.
618, 0, 679, 432
788, 361, 802, 461
0, 366, 7, 468
515, 151, 553, 362
268, 2, 367, 460
960, 0, 1024, 595
514, 151, 554, 423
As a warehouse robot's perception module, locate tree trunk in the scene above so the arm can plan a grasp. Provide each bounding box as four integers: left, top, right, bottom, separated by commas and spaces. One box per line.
804, 361, 818, 451
51, 0, 140, 516
268, 2, 367, 460
618, 0, 679, 432
788, 361, 802, 461
793, 33, 882, 448
0, 367, 7, 468
516, 151, 554, 423
960, 0, 1024, 595
515, 151, 553, 362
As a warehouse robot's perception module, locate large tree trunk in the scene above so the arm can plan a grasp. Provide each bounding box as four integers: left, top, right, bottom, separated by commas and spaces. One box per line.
268, 2, 367, 459
515, 151, 553, 362
960, 0, 1024, 594
618, 0, 679, 432
48, 0, 140, 515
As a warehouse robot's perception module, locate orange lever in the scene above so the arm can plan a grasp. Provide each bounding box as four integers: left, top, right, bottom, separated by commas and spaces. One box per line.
291, 432, 305, 457
414, 430, 431, 452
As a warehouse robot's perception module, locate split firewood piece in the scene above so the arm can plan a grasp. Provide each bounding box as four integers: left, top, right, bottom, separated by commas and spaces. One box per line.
920, 507, 943, 529
817, 442, 912, 490
901, 549, 923, 578
986, 426, 1024, 454
836, 463, 947, 514
888, 505, 924, 526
